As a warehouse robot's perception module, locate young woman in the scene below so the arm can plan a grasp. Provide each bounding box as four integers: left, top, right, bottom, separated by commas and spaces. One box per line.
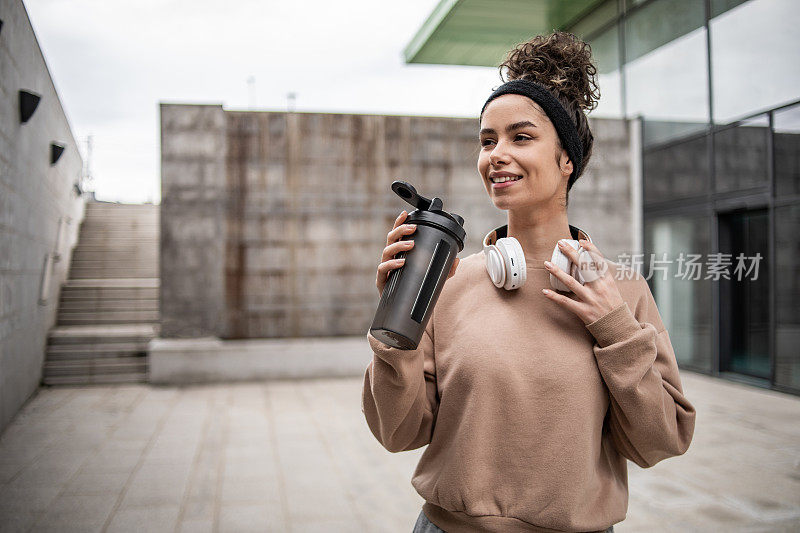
363, 31, 696, 533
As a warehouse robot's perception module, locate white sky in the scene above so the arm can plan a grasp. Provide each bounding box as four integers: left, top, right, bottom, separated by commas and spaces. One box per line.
25, 0, 500, 204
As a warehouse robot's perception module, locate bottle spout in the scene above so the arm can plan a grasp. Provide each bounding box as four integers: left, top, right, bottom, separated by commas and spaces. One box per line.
392, 180, 443, 211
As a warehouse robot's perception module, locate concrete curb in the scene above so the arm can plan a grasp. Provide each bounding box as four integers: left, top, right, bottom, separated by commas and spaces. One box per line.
147, 335, 371, 384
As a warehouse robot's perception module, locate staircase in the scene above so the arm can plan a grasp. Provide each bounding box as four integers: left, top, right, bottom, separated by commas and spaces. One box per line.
43, 202, 160, 385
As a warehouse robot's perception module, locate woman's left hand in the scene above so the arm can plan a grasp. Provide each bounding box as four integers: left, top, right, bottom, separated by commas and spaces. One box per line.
542, 239, 625, 325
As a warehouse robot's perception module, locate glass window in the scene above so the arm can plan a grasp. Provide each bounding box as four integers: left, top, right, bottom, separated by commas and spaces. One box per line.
589, 23, 623, 118
774, 103, 800, 197
775, 204, 800, 391
710, 0, 800, 123
644, 134, 709, 203
569, 0, 618, 38
644, 214, 713, 372
624, 0, 709, 146
714, 115, 769, 192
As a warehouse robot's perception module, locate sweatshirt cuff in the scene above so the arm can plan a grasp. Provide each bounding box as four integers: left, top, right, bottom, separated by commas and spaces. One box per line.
585, 302, 641, 348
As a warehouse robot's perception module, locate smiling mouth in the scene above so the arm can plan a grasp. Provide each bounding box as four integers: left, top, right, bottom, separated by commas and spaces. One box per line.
490, 176, 523, 183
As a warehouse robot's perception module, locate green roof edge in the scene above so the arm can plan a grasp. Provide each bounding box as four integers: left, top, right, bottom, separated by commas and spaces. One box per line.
403, 0, 462, 64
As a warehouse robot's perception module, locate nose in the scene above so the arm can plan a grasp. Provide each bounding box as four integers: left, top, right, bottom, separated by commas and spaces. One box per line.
489, 139, 509, 166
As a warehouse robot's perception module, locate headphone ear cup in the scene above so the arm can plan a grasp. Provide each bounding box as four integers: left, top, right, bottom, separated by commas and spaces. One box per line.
485, 245, 506, 288
549, 240, 580, 292
496, 238, 526, 290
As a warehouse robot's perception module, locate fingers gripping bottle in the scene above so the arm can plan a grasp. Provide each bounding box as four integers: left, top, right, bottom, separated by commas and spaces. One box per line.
370, 181, 466, 350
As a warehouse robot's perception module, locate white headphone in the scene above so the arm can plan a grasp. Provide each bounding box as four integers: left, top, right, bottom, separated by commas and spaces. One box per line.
483, 224, 594, 291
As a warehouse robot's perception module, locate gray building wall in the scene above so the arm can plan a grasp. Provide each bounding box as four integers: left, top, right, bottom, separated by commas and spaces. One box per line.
0, 0, 85, 431
160, 104, 636, 340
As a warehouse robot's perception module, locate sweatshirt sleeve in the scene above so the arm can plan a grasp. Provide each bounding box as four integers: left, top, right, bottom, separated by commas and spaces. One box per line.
584, 277, 696, 468
361, 312, 438, 453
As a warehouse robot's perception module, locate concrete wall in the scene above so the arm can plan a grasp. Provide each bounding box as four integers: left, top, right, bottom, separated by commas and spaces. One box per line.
0, 0, 85, 431
159, 104, 636, 340
159, 104, 226, 338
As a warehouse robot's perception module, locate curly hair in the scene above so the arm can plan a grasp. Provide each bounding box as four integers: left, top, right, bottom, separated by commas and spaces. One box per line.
498, 31, 600, 198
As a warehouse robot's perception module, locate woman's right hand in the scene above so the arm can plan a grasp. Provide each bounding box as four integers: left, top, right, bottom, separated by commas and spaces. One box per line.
376, 210, 459, 297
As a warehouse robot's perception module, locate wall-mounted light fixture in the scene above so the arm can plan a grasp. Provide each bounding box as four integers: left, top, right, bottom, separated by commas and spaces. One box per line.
50, 142, 65, 165
19, 90, 41, 123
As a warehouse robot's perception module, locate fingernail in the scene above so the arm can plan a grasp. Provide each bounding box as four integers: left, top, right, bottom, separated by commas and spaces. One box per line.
544, 261, 552, 269
558, 240, 566, 247
542, 289, 549, 294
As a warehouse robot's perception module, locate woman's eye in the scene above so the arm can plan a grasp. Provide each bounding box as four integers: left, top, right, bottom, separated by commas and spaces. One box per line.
480, 138, 495, 147
515, 134, 532, 142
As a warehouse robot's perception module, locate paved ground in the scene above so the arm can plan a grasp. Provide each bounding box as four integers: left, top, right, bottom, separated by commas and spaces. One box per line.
0, 370, 798, 532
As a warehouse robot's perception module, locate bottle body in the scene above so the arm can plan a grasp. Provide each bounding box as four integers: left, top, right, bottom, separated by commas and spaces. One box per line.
370, 217, 461, 350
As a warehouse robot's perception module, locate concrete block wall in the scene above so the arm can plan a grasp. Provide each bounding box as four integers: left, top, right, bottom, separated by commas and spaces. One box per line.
0, 0, 85, 431
160, 105, 635, 340
159, 104, 227, 338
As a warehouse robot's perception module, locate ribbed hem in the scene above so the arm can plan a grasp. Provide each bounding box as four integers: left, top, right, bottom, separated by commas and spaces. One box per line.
584, 302, 641, 348
422, 503, 611, 533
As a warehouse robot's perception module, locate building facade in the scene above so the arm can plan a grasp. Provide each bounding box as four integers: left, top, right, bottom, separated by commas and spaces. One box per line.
0, 0, 85, 431
406, 0, 800, 395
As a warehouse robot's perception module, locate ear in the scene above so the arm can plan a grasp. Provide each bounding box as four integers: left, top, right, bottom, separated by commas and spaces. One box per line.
559, 150, 573, 178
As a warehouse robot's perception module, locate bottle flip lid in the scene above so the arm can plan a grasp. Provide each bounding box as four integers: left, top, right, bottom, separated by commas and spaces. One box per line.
392, 180, 466, 251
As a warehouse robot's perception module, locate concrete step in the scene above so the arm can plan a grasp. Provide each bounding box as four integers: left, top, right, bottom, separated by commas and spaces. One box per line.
63, 278, 159, 288
58, 299, 159, 311
42, 373, 147, 385
44, 357, 147, 374
60, 288, 159, 301
48, 324, 158, 346
73, 241, 159, 249
69, 261, 158, 270
46, 342, 146, 359
68, 269, 159, 279
71, 250, 159, 261
57, 311, 160, 326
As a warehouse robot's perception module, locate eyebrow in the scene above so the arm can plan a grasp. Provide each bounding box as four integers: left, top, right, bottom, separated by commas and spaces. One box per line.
479, 120, 538, 136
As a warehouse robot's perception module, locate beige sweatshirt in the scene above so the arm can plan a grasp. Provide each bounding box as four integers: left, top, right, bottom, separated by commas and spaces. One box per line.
362, 249, 696, 533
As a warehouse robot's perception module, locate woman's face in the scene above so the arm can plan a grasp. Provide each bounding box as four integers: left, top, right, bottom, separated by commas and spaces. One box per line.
478, 94, 572, 211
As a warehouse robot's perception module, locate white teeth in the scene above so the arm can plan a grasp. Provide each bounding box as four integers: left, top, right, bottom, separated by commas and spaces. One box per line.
491, 176, 522, 183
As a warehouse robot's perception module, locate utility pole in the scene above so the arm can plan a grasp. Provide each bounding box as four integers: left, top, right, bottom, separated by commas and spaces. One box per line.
83, 135, 94, 194
247, 76, 256, 109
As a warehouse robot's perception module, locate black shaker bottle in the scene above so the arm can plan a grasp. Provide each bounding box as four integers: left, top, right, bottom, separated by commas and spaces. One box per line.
370, 181, 466, 350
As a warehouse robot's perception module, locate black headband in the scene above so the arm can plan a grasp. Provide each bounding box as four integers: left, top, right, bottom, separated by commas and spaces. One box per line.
481, 79, 583, 181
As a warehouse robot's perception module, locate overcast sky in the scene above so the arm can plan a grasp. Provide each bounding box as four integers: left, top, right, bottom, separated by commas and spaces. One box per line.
25, 0, 504, 204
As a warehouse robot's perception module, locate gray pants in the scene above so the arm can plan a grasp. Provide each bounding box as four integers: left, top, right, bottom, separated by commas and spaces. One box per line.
413, 509, 615, 533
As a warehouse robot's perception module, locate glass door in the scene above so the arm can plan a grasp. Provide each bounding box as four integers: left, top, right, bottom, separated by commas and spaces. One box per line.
718, 208, 770, 379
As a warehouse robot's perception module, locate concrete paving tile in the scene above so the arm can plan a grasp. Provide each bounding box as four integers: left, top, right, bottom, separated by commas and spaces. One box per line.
177, 518, 214, 533
0, 375, 798, 532
179, 495, 215, 522
121, 464, 192, 506
0, 484, 62, 513
0, 462, 25, 485
31, 493, 118, 533
63, 469, 131, 496
5, 464, 80, 491
105, 504, 181, 533
289, 517, 364, 533
221, 476, 282, 503
80, 450, 142, 474
223, 458, 277, 480
219, 502, 286, 533
284, 485, 354, 521
0, 505, 39, 533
